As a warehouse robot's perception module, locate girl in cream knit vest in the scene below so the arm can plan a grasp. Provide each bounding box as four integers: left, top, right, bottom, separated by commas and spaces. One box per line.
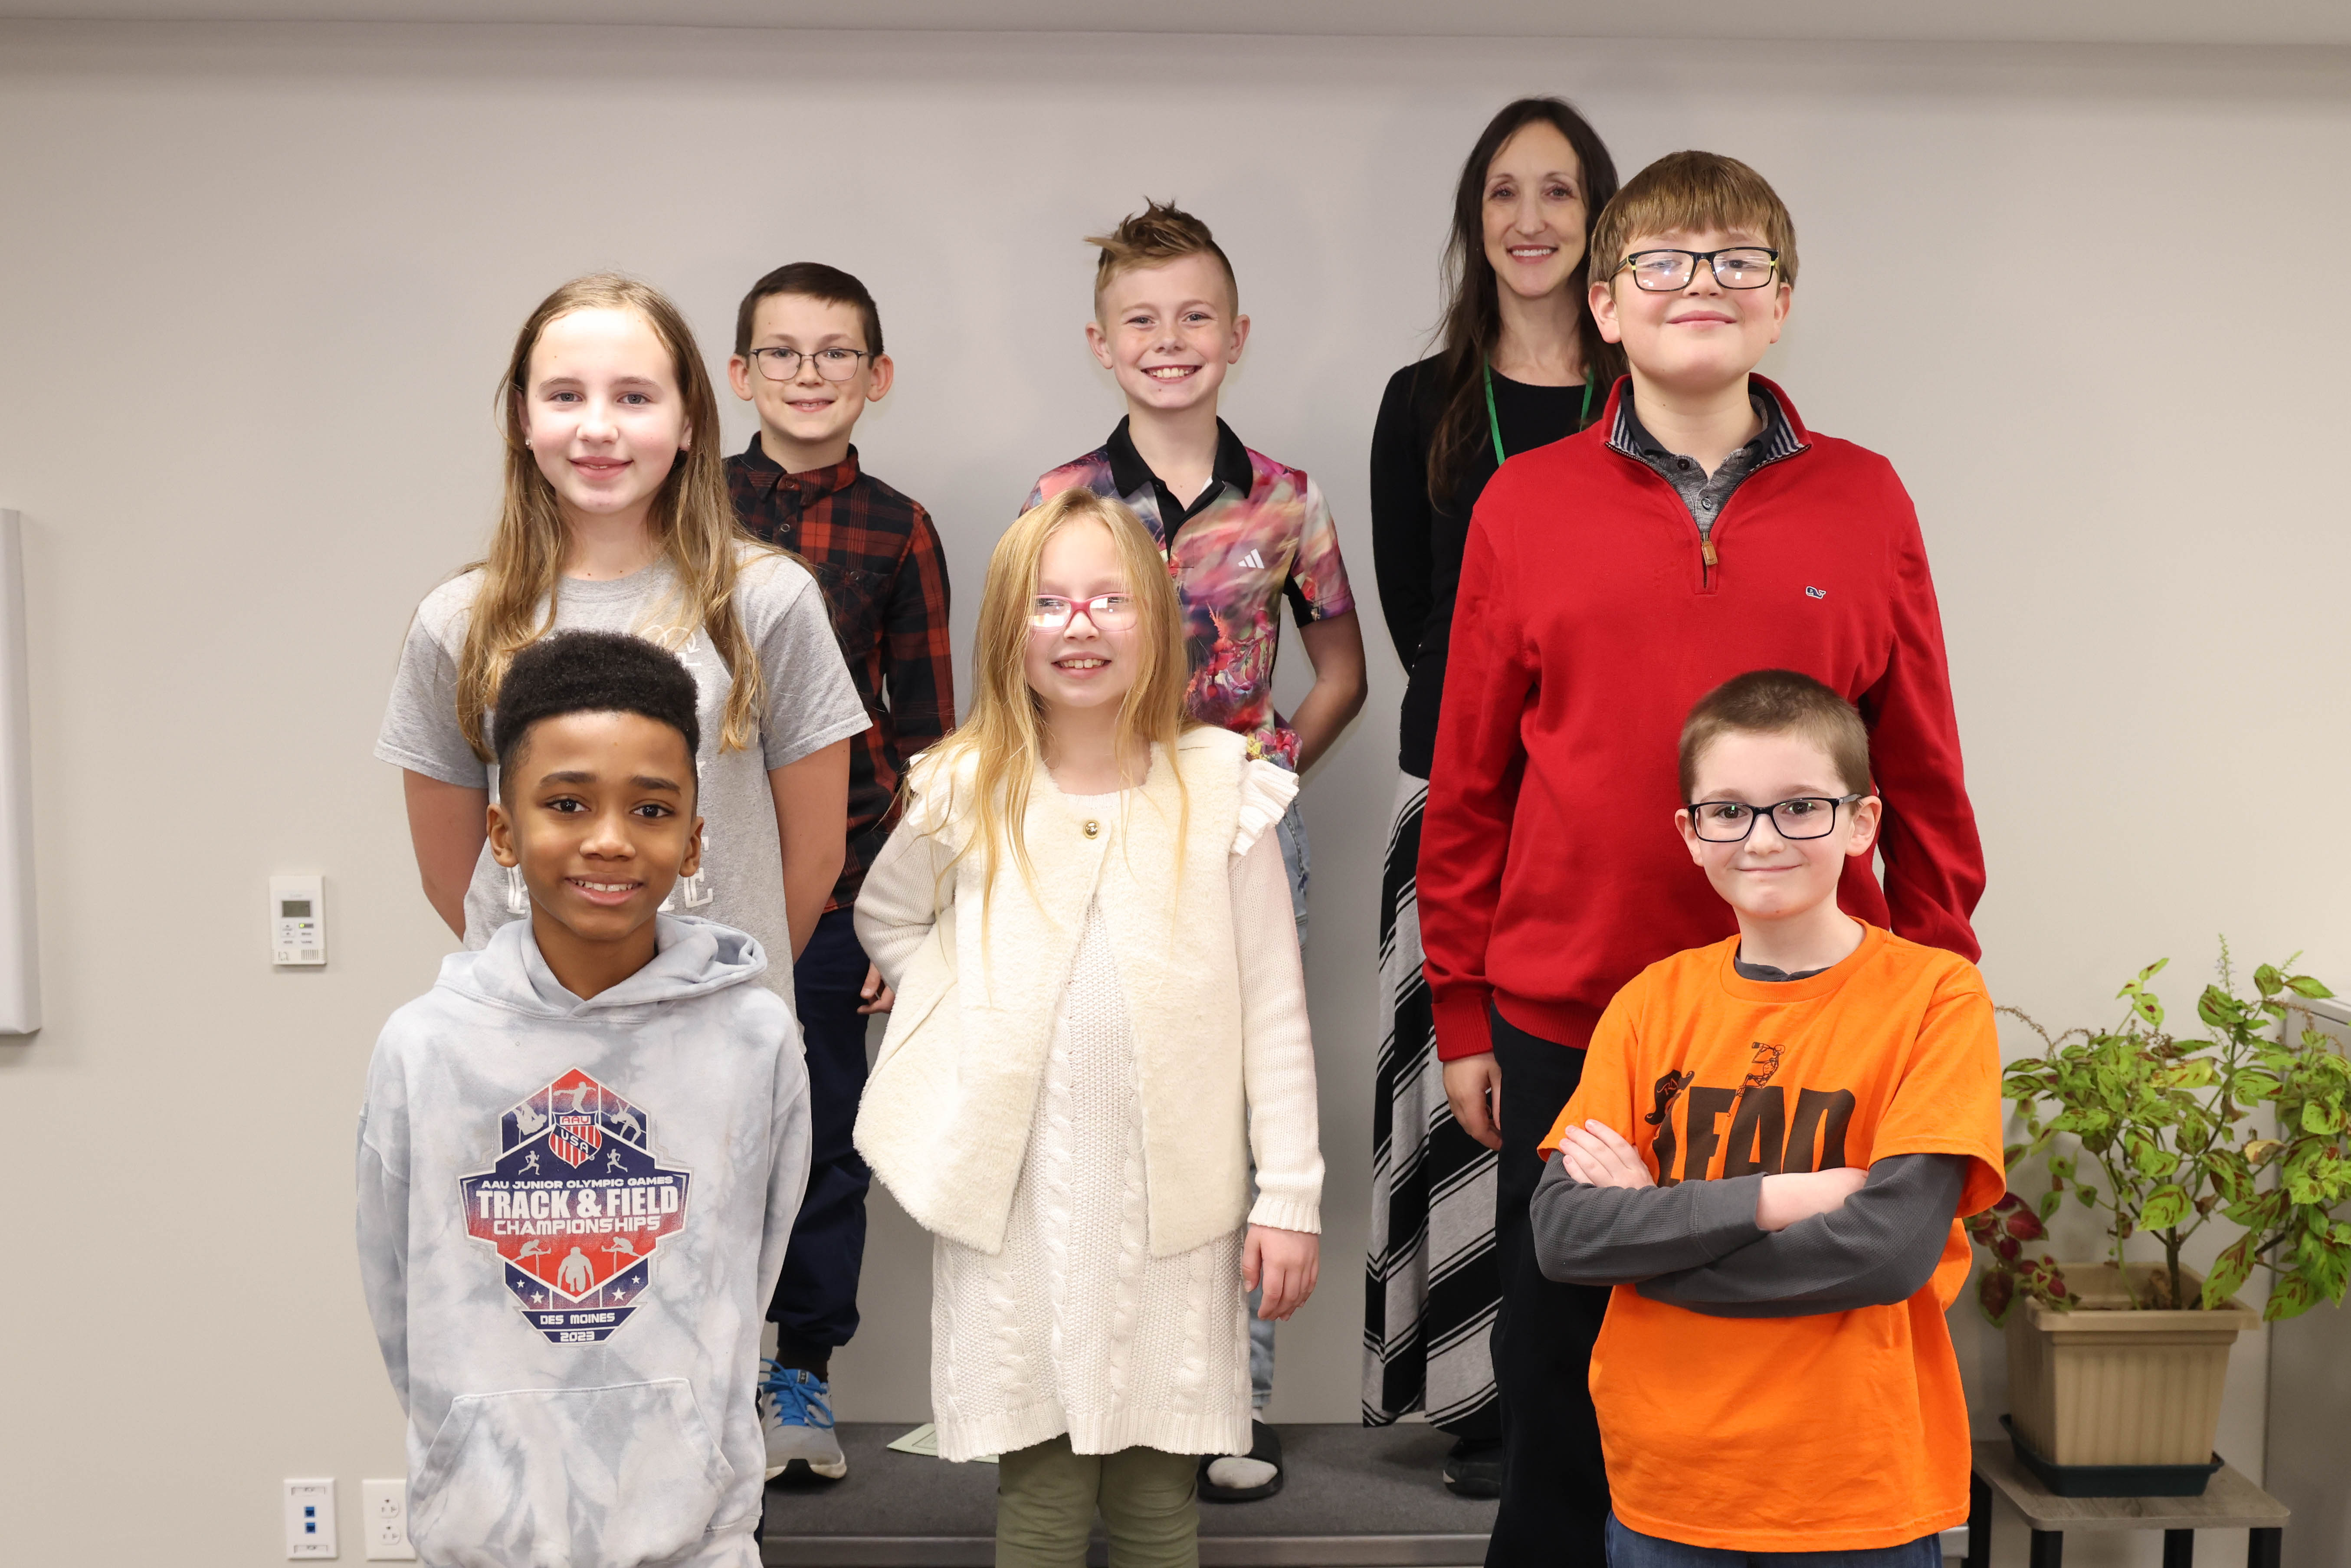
854, 490, 1322, 1567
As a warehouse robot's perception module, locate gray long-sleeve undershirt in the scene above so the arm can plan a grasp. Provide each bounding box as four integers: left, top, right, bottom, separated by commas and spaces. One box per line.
1530, 1149, 1966, 1318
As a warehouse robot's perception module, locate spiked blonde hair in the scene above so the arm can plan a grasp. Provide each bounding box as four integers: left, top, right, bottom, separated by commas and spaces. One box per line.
1087, 199, 1238, 318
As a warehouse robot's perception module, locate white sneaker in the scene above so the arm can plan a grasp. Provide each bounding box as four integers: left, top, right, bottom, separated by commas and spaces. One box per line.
759, 1361, 846, 1481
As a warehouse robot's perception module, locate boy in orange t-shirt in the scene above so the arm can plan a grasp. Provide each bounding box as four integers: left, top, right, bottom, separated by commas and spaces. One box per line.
1531, 669, 2003, 1564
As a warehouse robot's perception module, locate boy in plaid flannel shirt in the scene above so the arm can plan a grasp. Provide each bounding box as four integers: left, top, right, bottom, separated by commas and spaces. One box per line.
725, 262, 955, 1485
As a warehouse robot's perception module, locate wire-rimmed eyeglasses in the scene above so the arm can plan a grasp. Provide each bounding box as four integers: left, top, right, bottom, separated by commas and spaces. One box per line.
748, 346, 873, 382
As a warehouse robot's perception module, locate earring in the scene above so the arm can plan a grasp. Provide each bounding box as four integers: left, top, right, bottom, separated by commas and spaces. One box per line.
504, 863, 530, 915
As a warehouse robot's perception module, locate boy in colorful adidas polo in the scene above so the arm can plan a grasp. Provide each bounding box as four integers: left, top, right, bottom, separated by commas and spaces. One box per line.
357, 632, 811, 1568
1026, 198, 1366, 1499
1531, 670, 2003, 1565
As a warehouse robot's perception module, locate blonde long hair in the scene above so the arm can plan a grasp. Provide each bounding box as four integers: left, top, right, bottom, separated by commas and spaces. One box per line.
928, 489, 1194, 913
456, 272, 769, 761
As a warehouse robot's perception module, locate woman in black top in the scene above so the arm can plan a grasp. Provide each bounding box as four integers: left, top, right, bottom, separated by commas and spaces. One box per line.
1361, 96, 1621, 1513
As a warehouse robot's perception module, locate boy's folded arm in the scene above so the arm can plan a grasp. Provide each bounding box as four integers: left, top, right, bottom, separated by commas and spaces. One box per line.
1635, 1153, 1964, 1317
1530, 1152, 1766, 1286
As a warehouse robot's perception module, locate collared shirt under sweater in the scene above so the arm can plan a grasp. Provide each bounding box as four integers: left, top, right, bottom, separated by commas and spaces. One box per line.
1417, 374, 1986, 1063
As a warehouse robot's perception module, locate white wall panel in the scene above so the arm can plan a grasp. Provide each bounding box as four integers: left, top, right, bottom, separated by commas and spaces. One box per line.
0, 511, 39, 1035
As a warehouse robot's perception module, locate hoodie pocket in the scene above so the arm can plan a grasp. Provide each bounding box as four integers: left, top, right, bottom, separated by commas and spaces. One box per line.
409, 1379, 736, 1568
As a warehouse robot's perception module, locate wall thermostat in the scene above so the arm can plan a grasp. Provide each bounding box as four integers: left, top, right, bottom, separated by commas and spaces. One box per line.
271, 875, 325, 967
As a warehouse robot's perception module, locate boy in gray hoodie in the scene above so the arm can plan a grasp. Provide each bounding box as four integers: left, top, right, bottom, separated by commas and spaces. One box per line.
358, 630, 813, 1568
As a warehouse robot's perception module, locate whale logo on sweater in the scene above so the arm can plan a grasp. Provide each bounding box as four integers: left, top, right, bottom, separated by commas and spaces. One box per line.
459, 1068, 693, 1344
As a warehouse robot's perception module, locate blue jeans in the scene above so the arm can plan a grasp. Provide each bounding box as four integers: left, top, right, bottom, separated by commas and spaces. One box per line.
1243, 801, 1310, 1408
1275, 798, 1309, 946
1604, 1515, 1942, 1568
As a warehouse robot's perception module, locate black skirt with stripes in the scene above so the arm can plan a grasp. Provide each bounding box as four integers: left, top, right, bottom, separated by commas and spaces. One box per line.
1362, 773, 1501, 1437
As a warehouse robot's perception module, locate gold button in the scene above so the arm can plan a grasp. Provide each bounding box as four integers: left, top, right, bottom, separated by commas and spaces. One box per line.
1082, 820, 1101, 839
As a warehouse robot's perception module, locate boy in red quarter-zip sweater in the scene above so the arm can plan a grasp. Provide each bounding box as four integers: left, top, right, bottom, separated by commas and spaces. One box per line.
1418, 151, 1985, 1568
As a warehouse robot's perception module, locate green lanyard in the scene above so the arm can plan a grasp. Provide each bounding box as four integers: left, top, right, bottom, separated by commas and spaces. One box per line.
1484, 358, 1598, 466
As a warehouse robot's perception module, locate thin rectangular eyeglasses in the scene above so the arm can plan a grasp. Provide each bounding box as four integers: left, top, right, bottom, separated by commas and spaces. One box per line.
748, 346, 872, 382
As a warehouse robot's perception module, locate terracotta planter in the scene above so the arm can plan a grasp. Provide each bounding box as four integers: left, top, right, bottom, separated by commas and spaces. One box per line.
2005, 1263, 2259, 1467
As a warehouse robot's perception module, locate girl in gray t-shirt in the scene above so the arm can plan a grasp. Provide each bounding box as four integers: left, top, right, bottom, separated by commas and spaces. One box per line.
376, 273, 866, 1007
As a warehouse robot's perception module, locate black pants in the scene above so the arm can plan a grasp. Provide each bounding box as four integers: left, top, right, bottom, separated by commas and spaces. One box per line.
765, 905, 875, 1367
1485, 1007, 1612, 1568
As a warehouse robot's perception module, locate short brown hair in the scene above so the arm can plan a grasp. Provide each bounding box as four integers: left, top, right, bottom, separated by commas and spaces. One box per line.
733, 262, 882, 358
1591, 151, 1798, 293
1679, 670, 1869, 800
1087, 200, 1238, 316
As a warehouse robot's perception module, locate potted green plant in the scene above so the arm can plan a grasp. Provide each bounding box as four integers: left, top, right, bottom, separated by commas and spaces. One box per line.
1967, 947, 2348, 1484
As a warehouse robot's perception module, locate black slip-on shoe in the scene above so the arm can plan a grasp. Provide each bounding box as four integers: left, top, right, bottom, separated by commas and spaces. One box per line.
1197, 1419, 1285, 1502
1442, 1434, 1503, 1499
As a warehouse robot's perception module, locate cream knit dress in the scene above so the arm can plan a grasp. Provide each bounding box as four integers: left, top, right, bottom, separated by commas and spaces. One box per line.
928, 789, 1303, 1463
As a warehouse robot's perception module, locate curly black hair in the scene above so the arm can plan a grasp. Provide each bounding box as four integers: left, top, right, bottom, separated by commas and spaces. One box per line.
491, 631, 700, 786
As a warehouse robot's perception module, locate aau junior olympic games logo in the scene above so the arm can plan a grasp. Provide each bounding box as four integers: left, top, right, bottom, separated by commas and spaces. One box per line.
459, 1068, 692, 1344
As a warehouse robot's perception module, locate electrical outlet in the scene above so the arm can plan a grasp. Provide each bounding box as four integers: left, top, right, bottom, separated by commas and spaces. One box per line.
361, 1479, 416, 1561
283, 1478, 337, 1559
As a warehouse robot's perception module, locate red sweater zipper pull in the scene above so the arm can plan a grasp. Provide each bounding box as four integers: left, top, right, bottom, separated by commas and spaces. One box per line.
1701, 539, 1718, 568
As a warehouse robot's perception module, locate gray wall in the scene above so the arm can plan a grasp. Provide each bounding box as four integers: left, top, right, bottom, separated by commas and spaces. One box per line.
1, 20, 2347, 1566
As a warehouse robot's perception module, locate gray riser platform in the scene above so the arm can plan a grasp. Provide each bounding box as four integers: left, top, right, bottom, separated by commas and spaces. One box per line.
761, 1423, 1494, 1568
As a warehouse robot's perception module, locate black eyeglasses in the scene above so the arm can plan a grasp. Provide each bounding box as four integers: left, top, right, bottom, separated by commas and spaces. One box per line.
748, 346, 872, 382
1684, 794, 1862, 843
1616, 248, 1781, 292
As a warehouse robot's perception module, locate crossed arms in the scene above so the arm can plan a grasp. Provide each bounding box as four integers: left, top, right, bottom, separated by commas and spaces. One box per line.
1531, 1119, 1964, 1317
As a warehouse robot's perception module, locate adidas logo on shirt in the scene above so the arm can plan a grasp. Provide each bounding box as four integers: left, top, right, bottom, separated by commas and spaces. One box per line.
1238, 549, 1266, 570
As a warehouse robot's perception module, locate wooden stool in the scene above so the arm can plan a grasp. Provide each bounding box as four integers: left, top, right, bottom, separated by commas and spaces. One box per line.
1967, 1439, 2287, 1568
